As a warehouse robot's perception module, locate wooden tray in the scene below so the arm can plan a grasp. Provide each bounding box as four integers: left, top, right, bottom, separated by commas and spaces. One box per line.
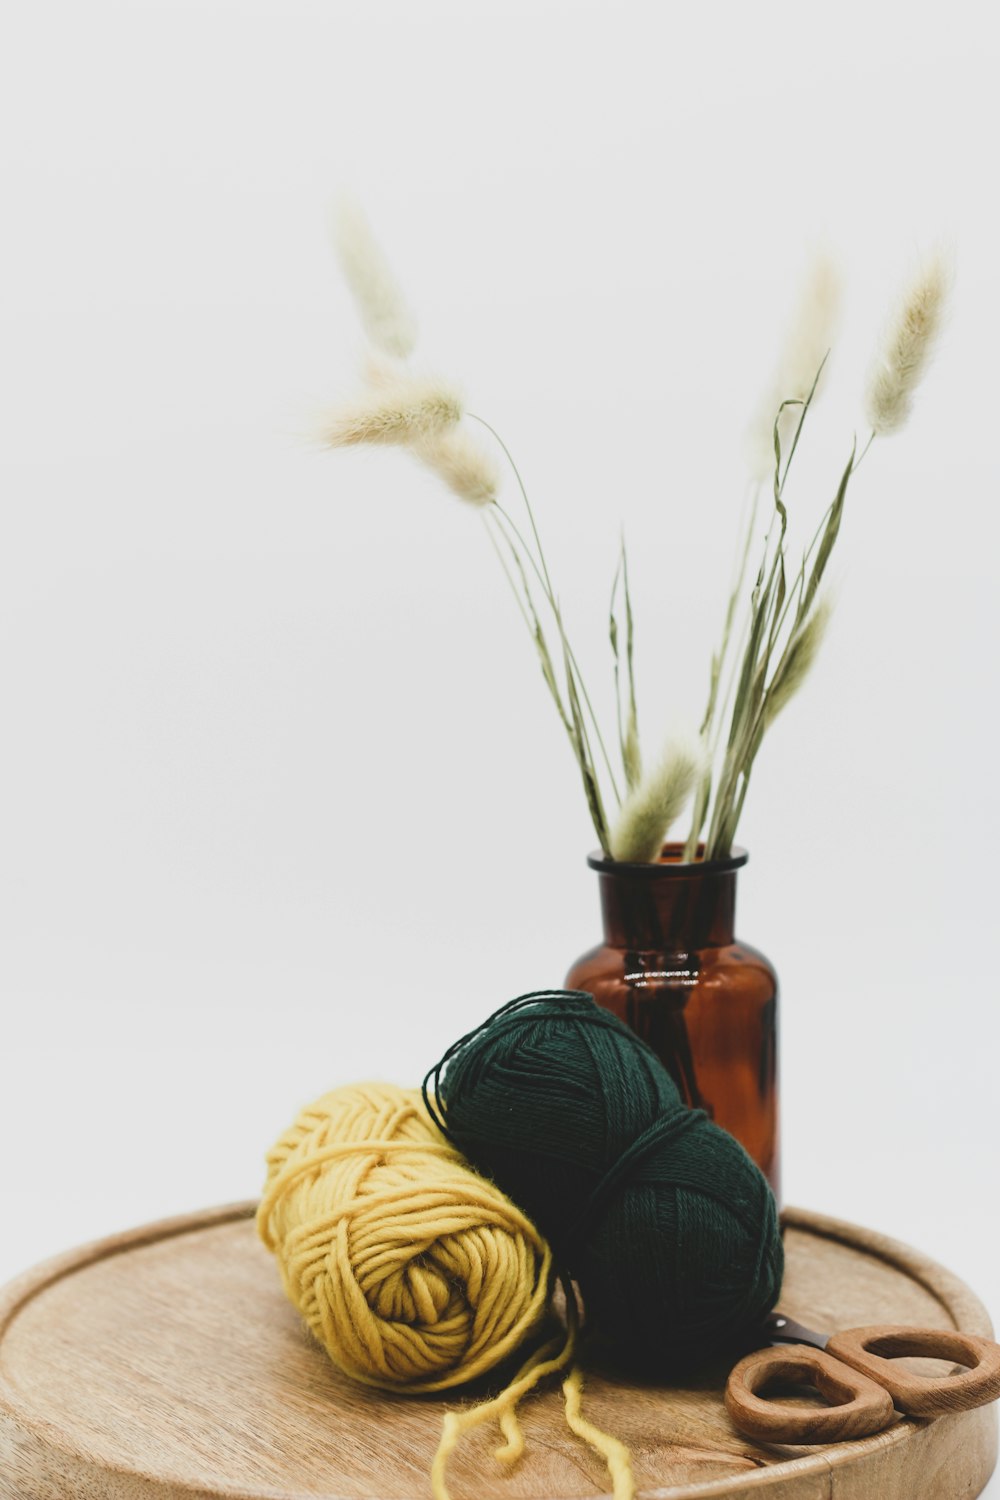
0, 1203, 995, 1499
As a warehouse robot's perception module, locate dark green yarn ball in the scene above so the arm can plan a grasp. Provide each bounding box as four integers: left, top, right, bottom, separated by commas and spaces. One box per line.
423, 990, 783, 1370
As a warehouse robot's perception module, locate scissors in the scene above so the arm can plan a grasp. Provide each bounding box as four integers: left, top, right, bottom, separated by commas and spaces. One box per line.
726, 1312, 1000, 1444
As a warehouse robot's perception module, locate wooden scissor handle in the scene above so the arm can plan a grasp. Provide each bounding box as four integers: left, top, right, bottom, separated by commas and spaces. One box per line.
827, 1324, 1000, 1417
725, 1344, 895, 1444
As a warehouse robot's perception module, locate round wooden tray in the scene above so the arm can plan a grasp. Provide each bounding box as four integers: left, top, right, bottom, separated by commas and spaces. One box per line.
0, 1203, 995, 1499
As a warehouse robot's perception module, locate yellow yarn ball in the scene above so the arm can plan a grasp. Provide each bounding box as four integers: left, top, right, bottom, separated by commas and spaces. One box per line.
256, 1082, 554, 1393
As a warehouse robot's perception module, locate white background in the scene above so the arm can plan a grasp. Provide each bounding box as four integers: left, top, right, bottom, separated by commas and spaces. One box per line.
2, 0, 999, 1490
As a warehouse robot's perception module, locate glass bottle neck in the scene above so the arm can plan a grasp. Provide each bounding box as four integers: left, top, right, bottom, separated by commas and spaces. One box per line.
596, 865, 739, 951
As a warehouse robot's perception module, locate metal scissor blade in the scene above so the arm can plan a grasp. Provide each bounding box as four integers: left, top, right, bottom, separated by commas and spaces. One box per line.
763, 1311, 830, 1350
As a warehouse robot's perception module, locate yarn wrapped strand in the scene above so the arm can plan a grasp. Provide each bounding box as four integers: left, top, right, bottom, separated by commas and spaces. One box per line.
256, 1082, 554, 1392
257, 1082, 637, 1500
423, 991, 784, 1370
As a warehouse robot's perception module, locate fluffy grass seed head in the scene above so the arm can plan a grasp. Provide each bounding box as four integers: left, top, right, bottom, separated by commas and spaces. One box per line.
333, 195, 418, 359
764, 597, 833, 728
865, 254, 950, 436
609, 732, 705, 864
748, 253, 841, 481
318, 367, 463, 449
413, 426, 499, 506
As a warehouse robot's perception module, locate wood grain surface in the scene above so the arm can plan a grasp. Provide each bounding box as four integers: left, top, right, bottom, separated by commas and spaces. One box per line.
0, 1203, 995, 1499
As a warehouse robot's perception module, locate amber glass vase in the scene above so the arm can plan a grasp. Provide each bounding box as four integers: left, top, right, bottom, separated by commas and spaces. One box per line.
565, 844, 780, 1198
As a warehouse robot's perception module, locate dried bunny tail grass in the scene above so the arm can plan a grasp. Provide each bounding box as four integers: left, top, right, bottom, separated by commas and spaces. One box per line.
775, 252, 841, 401
789, 255, 839, 392
333, 194, 418, 359
412, 426, 499, 506
764, 596, 833, 728
747, 252, 841, 480
318, 370, 463, 448
865, 253, 951, 436
609, 733, 705, 864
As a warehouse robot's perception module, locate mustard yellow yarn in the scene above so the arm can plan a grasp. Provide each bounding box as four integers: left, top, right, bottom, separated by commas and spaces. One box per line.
429, 1288, 635, 1500
257, 1082, 635, 1500
256, 1082, 554, 1393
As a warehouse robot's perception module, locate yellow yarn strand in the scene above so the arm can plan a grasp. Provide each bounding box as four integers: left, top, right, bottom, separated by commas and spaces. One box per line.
430, 1280, 635, 1500
430, 1332, 573, 1500
562, 1365, 636, 1500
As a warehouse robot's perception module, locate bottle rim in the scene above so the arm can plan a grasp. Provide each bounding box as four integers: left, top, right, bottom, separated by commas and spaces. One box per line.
587, 843, 749, 877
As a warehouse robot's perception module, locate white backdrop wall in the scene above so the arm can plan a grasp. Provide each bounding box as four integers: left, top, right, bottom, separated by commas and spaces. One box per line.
2, 0, 999, 1481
